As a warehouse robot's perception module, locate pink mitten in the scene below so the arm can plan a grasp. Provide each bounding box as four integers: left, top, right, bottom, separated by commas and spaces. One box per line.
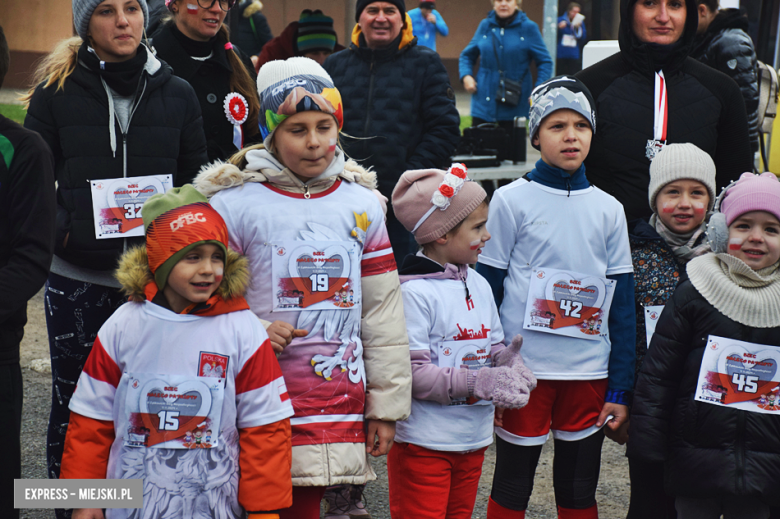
494, 334, 525, 368
473, 366, 531, 409
493, 334, 537, 391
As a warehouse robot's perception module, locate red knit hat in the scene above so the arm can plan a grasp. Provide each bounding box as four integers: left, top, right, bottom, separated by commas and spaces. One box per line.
392, 164, 487, 244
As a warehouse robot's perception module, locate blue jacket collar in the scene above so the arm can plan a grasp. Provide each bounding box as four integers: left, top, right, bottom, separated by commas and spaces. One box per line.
526, 159, 589, 194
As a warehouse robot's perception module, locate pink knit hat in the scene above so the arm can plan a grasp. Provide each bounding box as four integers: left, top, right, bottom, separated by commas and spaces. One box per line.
721, 172, 780, 226
392, 164, 487, 244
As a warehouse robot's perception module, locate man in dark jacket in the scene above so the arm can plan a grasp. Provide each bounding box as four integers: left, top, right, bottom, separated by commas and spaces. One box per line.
576, 0, 752, 222
692, 1, 759, 152
0, 25, 56, 519
325, 0, 460, 263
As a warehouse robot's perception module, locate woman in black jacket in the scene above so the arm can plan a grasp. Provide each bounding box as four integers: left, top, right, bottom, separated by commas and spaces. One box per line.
22, 0, 206, 504
629, 172, 780, 519
152, 0, 261, 162
576, 0, 753, 222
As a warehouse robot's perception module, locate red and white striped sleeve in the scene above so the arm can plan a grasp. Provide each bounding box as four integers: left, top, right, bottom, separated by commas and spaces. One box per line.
235, 326, 294, 428
68, 335, 121, 421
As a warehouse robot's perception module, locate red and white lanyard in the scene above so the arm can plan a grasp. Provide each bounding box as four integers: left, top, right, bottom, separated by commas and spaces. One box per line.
653, 71, 668, 141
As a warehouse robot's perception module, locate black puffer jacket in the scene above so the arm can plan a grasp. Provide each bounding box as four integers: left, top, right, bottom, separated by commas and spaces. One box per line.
24, 45, 207, 272
152, 23, 260, 163
628, 278, 780, 505
324, 21, 460, 197
576, 0, 752, 222
692, 9, 759, 152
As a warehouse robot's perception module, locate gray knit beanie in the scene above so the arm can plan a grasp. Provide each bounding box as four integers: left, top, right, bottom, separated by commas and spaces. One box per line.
648, 143, 717, 213
73, 0, 150, 41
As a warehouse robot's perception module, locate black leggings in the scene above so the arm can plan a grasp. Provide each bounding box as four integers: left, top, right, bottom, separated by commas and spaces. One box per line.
44, 273, 124, 519
490, 431, 605, 511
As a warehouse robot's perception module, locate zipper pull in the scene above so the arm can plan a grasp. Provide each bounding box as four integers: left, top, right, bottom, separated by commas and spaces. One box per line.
303, 184, 311, 199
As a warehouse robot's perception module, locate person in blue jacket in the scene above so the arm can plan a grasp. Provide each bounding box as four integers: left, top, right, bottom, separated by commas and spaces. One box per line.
459, 0, 553, 130
557, 2, 587, 75
409, 0, 449, 52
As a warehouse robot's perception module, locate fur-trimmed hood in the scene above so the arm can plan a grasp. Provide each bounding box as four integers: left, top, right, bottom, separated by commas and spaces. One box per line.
193, 147, 378, 199
115, 245, 251, 302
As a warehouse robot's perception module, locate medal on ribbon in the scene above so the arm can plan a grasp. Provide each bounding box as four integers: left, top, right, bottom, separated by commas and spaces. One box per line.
646, 71, 668, 161
224, 92, 249, 150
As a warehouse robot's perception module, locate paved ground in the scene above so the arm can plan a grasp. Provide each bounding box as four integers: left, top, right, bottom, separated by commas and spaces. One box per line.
0, 87, 25, 105
18, 288, 631, 518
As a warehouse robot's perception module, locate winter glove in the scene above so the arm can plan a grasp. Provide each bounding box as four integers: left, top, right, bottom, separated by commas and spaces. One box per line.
492, 334, 537, 391
471, 366, 532, 409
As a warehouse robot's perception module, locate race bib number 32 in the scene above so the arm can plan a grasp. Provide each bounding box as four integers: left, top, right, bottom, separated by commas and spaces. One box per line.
90, 175, 172, 239
695, 336, 780, 414
271, 240, 361, 312
124, 373, 225, 449
523, 268, 615, 341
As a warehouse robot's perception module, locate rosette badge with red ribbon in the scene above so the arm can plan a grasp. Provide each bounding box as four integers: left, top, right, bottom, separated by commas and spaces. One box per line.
224, 93, 249, 150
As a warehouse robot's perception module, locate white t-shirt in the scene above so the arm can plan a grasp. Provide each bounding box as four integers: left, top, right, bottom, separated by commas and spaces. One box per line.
69, 301, 293, 519
396, 267, 504, 451
478, 179, 633, 379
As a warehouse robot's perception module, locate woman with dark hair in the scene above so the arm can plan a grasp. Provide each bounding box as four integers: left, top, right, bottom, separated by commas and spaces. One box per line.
22, 0, 206, 514
153, 0, 261, 162
576, 1, 754, 518
459, 0, 553, 130
576, 0, 752, 223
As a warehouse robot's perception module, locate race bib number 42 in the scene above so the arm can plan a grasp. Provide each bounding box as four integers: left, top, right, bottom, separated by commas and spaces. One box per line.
123, 373, 225, 449
523, 268, 615, 341
90, 175, 172, 239
695, 336, 780, 414
271, 240, 361, 312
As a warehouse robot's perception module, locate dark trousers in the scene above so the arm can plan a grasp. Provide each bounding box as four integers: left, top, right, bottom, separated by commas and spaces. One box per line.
626, 457, 677, 519
490, 431, 605, 511
44, 273, 124, 519
0, 362, 22, 519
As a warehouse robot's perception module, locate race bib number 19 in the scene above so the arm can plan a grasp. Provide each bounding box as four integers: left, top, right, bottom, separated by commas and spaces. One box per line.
695, 336, 780, 414
523, 268, 615, 341
271, 240, 361, 312
90, 175, 172, 239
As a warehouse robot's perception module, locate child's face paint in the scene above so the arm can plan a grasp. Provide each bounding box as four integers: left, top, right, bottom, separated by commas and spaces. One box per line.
426, 203, 490, 266
273, 112, 340, 181
163, 244, 225, 313
728, 238, 743, 251
655, 180, 710, 233
727, 211, 780, 270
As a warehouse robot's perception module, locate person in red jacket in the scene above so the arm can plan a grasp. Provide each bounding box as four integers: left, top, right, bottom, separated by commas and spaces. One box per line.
255, 9, 344, 71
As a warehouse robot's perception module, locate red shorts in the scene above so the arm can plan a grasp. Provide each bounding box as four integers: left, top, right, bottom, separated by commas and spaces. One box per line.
388, 441, 487, 519
498, 379, 608, 445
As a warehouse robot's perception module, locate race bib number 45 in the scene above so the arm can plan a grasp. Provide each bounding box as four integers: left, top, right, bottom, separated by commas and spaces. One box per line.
695, 336, 780, 414
90, 175, 172, 239
124, 373, 224, 449
523, 268, 615, 341
271, 240, 361, 312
